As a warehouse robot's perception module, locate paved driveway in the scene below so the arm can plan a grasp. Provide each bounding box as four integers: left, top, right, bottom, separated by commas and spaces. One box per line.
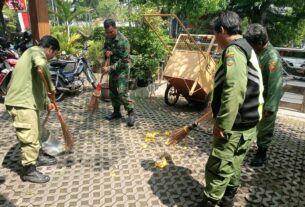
0, 90, 304, 207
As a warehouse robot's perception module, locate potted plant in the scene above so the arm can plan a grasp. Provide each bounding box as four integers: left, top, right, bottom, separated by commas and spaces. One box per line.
87, 40, 103, 73
130, 54, 158, 87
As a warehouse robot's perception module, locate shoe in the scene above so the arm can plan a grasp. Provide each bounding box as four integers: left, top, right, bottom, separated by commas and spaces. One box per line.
197, 194, 219, 207
105, 112, 122, 120
218, 186, 238, 207
250, 147, 267, 167
22, 165, 50, 183
126, 110, 135, 127
37, 150, 57, 166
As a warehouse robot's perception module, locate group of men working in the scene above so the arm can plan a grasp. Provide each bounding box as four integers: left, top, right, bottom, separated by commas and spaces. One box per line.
198, 11, 283, 207
4, 10, 283, 207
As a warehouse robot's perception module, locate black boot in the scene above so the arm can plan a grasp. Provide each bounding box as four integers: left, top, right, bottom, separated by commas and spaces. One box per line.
105, 108, 122, 120
197, 194, 219, 207
250, 147, 267, 167
218, 186, 238, 207
22, 165, 50, 183
37, 150, 57, 166
126, 110, 135, 127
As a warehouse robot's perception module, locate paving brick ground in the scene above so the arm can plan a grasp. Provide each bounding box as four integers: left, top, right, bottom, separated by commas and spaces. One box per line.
0, 89, 305, 207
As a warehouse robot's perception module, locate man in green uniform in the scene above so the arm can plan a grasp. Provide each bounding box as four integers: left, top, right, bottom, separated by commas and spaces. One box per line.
5, 36, 60, 183
244, 24, 284, 167
198, 11, 264, 207
102, 19, 135, 127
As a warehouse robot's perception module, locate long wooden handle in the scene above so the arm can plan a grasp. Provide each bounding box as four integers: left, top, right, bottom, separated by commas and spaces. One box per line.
99, 57, 110, 84
195, 111, 212, 125
37, 68, 59, 111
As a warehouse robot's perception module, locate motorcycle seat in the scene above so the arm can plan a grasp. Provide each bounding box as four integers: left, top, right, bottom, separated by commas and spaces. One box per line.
50, 61, 68, 68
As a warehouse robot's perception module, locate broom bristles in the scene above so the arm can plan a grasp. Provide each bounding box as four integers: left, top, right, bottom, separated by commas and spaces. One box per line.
57, 112, 74, 151
88, 83, 102, 112
88, 92, 100, 112
167, 126, 190, 145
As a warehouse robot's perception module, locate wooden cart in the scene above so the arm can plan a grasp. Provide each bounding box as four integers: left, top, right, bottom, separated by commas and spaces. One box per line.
144, 14, 219, 106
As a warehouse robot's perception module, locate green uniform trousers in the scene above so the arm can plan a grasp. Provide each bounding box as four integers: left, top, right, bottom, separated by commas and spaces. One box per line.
109, 74, 134, 112
7, 106, 41, 166
256, 111, 277, 149
204, 127, 256, 200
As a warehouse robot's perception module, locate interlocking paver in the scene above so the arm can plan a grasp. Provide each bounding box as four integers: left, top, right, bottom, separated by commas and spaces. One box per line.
1, 90, 305, 207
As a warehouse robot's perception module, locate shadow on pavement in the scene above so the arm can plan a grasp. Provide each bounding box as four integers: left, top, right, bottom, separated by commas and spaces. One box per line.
0, 176, 5, 185
0, 195, 17, 207
1, 143, 22, 177
141, 157, 204, 207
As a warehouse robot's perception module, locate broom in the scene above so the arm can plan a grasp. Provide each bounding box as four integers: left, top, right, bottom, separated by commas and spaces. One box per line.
88, 58, 110, 112
37, 68, 74, 151
167, 108, 213, 145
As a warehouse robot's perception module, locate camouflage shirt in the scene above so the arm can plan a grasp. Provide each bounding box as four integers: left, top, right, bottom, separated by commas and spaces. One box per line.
103, 31, 130, 75
258, 42, 283, 112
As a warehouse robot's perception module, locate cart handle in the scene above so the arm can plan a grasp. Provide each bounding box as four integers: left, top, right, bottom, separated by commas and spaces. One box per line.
143, 13, 205, 57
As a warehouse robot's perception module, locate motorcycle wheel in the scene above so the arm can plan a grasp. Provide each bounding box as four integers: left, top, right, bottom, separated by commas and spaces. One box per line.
0, 71, 12, 95
85, 68, 98, 89
51, 77, 65, 102
164, 84, 180, 106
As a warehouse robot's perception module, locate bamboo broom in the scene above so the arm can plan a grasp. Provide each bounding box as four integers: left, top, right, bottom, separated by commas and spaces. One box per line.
37, 69, 74, 151
167, 108, 213, 145
88, 58, 110, 112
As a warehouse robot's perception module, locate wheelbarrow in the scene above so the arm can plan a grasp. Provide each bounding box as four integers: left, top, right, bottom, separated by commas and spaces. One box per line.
143, 14, 219, 106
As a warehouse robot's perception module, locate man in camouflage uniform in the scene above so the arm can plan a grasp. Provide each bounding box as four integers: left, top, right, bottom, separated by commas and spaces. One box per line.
5, 36, 60, 183
197, 11, 264, 207
102, 19, 135, 127
244, 24, 284, 167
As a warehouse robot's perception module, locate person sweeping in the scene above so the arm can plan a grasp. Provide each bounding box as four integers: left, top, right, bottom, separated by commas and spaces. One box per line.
102, 19, 135, 127
5, 36, 60, 183
169, 11, 264, 207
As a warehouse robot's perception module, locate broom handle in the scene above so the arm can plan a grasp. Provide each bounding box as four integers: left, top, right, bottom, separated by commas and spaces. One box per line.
42, 110, 50, 127
99, 58, 110, 84
194, 109, 212, 125
37, 68, 59, 112
37, 68, 57, 127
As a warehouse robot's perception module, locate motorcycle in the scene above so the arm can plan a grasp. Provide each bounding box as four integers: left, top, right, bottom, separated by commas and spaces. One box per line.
0, 38, 19, 96
49, 46, 98, 102
14, 31, 33, 55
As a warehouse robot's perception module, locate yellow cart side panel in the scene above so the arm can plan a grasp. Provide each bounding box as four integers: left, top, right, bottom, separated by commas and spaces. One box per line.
164, 50, 216, 95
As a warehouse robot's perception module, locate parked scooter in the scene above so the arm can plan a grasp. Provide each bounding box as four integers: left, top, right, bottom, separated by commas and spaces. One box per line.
0, 38, 19, 96
14, 31, 33, 55
49, 46, 97, 101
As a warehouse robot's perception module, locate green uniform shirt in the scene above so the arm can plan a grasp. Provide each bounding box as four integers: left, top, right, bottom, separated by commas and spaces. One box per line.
215, 44, 248, 130
103, 31, 130, 74
4, 46, 55, 111
258, 42, 283, 112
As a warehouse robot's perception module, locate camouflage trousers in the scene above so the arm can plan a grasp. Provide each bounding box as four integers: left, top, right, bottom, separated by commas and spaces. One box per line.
109, 74, 134, 113
204, 127, 256, 200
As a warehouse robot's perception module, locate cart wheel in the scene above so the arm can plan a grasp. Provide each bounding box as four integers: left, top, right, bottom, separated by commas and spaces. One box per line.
164, 84, 180, 106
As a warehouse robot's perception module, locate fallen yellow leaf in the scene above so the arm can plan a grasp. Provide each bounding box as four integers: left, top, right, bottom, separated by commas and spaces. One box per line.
155, 157, 168, 169
164, 131, 171, 136
140, 143, 148, 149
110, 170, 116, 177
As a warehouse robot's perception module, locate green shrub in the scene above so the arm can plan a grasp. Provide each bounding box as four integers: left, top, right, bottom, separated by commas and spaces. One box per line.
130, 54, 159, 81
121, 26, 170, 81
93, 26, 104, 41
87, 40, 103, 68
